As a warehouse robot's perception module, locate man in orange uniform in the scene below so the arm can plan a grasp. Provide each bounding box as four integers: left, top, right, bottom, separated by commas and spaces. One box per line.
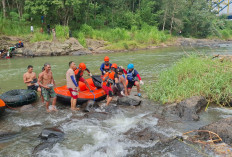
74, 63, 92, 91
100, 56, 112, 75
102, 63, 124, 106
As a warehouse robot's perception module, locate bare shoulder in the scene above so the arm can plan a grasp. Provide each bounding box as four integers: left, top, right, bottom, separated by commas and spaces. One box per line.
38, 71, 44, 78
23, 72, 28, 77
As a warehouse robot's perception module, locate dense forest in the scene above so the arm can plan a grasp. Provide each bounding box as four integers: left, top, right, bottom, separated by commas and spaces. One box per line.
0, 0, 232, 45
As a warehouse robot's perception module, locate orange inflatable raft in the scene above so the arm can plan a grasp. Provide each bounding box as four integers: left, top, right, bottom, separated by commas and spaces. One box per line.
0, 99, 6, 114
55, 77, 106, 104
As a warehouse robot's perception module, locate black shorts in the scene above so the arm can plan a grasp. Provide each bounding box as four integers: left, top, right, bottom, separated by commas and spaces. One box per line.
27, 85, 38, 91
127, 81, 135, 89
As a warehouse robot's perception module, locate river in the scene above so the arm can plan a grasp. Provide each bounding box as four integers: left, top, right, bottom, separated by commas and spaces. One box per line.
0, 46, 232, 157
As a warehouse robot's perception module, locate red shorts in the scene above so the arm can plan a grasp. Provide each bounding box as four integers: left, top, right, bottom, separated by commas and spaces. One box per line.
77, 77, 85, 83
102, 85, 113, 96
69, 88, 78, 99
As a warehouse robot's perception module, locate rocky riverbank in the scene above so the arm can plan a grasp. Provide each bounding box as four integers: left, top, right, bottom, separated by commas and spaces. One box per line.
2, 35, 232, 57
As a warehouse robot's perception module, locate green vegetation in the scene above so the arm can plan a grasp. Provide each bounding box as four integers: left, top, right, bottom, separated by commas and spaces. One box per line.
0, 0, 232, 46
145, 55, 232, 105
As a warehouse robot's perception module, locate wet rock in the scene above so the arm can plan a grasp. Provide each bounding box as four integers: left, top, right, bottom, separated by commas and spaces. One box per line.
38, 127, 64, 143
32, 127, 64, 156
83, 100, 99, 112
199, 117, 232, 145
104, 105, 118, 113
127, 136, 205, 157
71, 50, 91, 56
162, 96, 207, 121
117, 96, 142, 106
19, 104, 36, 112
0, 132, 20, 143
125, 127, 165, 142
84, 112, 111, 120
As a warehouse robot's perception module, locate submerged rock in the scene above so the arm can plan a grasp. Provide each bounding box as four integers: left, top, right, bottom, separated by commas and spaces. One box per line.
0, 132, 20, 143
162, 96, 207, 121
84, 112, 111, 120
83, 100, 99, 112
199, 117, 232, 145
32, 127, 64, 156
117, 96, 142, 106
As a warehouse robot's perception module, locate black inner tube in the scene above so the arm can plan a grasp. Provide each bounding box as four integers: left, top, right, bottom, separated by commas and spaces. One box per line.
0, 89, 37, 107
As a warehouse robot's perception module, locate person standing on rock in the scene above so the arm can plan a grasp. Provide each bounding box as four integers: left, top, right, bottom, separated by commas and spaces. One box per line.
100, 56, 112, 75
112, 67, 128, 96
38, 63, 57, 112
23, 65, 39, 91
123, 64, 144, 97
74, 63, 93, 92
102, 63, 124, 106
66, 61, 80, 111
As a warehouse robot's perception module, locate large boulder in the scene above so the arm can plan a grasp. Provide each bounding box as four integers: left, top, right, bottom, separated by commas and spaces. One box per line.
199, 117, 232, 145
20, 38, 90, 57
162, 96, 207, 121
32, 127, 64, 156
117, 96, 142, 106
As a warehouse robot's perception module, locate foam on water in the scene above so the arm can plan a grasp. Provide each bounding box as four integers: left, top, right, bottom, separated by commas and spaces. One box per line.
13, 118, 42, 127
38, 112, 163, 157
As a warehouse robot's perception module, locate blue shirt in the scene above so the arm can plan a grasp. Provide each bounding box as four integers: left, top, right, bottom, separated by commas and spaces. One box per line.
100, 63, 112, 75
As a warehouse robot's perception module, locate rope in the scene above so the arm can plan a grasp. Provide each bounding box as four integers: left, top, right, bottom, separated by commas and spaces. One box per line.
90, 91, 95, 101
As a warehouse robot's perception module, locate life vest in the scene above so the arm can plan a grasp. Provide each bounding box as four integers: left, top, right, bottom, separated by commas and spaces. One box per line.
127, 69, 135, 81
74, 68, 84, 79
102, 71, 115, 86
104, 64, 111, 72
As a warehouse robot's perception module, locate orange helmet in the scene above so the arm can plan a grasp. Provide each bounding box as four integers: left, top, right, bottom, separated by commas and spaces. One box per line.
111, 63, 117, 69
104, 56, 110, 62
79, 63, 86, 70
19, 41, 21, 43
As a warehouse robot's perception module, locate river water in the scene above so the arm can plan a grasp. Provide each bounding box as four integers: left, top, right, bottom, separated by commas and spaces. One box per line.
0, 46, 232, 157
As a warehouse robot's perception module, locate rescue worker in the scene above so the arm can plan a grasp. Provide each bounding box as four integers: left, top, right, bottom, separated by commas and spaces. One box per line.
123, 63, 144, 97
74, 63, 93, 91
17, 41, 24, 48
100, 56, 112, 75
102, 63, 124, 106
112, 67, 128, 96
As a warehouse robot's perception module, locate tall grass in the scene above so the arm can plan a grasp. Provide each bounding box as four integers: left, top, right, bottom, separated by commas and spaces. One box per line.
0, 17, 30, 36
145, 55, 232, 105
73, 24, 170, 49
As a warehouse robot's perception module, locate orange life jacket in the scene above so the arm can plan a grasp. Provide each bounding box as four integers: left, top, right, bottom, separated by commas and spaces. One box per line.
104, 64, 110, 71
74, 68, 84, 78
102, 71, 115, 86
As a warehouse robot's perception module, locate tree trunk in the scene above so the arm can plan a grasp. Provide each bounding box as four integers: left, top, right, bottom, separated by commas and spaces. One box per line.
170, 2, 177, 34
2, 0, 6, 18
132, 0, 135, 12
16, 0, 21, 18
162, 7, 167, 31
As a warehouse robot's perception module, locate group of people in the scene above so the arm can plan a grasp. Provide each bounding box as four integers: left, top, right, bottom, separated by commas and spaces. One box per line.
0, 41, 24, 59
23, 56, 144, 112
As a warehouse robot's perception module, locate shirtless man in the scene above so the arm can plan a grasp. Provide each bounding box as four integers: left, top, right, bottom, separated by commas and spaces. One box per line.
23, 65, 39, 91
38, 63, 57, 112
38, 67, 45, 103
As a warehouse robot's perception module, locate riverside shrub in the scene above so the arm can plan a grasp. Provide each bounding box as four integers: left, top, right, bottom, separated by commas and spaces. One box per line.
145, 55, 232, 105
